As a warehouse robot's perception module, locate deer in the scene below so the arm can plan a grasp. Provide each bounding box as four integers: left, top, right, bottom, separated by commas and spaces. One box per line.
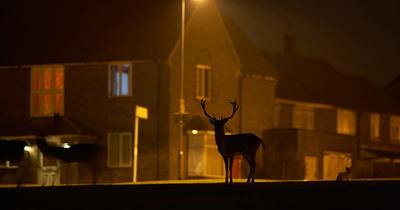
336, 167, 352, 181
36, 137, 100, 185
200, 99, 266, 184
0, 139, 29, 187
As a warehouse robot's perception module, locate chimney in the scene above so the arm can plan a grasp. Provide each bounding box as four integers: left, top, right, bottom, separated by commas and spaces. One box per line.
284, 23, 296, 55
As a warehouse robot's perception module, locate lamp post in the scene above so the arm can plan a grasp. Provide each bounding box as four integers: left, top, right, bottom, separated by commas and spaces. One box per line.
177, 0, 187, 181
177, 0, 202, 180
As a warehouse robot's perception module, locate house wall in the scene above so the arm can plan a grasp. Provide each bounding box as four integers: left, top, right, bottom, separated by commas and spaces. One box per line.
167, 0, 242, 179
241, 75, 276, 176
65, 61, 165, 182
0, 60, 167, 184
0, 67, 30, 128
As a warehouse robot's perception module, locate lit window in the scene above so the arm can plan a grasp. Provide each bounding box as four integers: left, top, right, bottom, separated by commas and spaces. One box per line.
293, 104, 314, 130
107, 133, 132, 168
31, 65, 64, 116
195, 64, 212, 100
370, 114, 380, 140
188, 131, 225, 177
337, 109, 356, 135
304, 156, 318, 180
109, 63, 132, 97
322, 151, 351, 180
390, 116, 400, 143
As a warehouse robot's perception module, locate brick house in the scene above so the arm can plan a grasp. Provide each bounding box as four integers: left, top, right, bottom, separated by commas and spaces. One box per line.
262, 33, 400, 180
0, 0, 277, 184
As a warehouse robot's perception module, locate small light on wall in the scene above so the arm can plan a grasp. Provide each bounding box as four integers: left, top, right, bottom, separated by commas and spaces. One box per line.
191, 129, 198, 135
24, 146, 32, 152
62, 143, 71, 149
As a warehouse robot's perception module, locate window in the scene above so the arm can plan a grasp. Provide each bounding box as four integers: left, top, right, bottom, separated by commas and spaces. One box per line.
107, 133, 132, 168
293, 104, 314, 130
323, 151, 351, 180
109, 63, 132, 97
304, 156, 318, 180
31, 65, 64, 116
188, 131, 225, 177
390, 116, 400, 142
195, 64, 212, 100
337, 109, 356, 135
370, 114, 380, 140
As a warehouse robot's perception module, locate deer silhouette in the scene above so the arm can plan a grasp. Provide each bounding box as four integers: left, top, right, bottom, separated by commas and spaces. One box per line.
200, 99, 266, 183
336, 167, 352, 181
0, 139, 29, 187
36, 137, 100, 185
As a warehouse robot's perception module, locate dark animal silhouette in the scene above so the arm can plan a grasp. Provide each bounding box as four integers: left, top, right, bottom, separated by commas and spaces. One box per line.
336, 167, 352, 181
0, 139, 29, 187
36, 138, 100, 185
201, 100, 266, 183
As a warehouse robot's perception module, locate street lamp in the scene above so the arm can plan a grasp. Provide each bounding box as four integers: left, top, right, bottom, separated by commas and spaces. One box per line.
177, 0, 202, 180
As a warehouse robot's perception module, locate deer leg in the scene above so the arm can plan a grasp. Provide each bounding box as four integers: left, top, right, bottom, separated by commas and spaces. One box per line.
223, 157, 229, 184
251, 159, 256, 183
229, 156, 234, 184
243, 154, 252, 183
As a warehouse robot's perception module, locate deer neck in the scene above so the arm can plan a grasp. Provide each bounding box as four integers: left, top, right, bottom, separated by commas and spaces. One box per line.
214, 127, 227, 149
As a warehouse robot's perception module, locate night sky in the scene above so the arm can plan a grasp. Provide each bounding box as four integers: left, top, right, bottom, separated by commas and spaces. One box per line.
218, 0, 400, 87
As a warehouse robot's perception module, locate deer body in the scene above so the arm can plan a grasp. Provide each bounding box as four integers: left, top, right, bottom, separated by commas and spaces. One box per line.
201, 100, 265, 183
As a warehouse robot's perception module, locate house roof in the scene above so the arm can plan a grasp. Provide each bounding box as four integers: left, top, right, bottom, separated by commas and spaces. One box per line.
385, 75, 400, 100
263, 51, 400, 114
0, 0, 181, 66
0, 115, 96, 137
221, 17, 277, 78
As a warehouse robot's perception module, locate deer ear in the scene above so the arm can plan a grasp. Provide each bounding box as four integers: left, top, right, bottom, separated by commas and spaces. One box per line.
208, 119, 215, 124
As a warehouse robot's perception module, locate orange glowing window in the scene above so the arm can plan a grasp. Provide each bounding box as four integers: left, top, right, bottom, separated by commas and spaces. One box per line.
390, 116, 400, 142
55, 68, 64, 89
293, 104, 314, 130
337, 109, 356, 135
31, 65, 64, 117
304, 156, 318, 180
370, 114, 380, 140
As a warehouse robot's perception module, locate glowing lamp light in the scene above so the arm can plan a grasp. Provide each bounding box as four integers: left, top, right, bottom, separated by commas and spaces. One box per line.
24, 146, 32, 152
191, 129, 198, 135
62, 143, 71, 149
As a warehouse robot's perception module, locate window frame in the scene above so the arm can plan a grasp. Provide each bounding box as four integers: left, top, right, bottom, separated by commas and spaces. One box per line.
337, 109, 357, 135
293, 104, 315, 130
30, 65, 65, 117
370, 113, 380, 140
187, 130, 225, 178
195, 64, 212, 100
304, 155, 319, 180
107, 132, 132, 168
390, 116, 400, 143
108, 62, 133, 97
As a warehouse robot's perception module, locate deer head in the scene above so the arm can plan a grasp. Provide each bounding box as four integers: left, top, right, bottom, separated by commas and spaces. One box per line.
200, 99, 238, 128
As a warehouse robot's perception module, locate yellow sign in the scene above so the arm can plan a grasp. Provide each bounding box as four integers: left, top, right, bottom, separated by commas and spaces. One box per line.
135, 105, 148, 119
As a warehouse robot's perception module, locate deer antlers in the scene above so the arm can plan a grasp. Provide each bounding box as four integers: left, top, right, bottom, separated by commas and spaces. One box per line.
200, 99, 239, 121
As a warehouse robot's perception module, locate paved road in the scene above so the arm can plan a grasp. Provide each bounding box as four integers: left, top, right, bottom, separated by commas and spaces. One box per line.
0, 180, 398, 209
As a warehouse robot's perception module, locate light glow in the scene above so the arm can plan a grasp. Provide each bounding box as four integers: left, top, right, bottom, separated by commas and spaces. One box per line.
24, 146, 32, 152
62, 143, 71, 148
191, 129, 198, 135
